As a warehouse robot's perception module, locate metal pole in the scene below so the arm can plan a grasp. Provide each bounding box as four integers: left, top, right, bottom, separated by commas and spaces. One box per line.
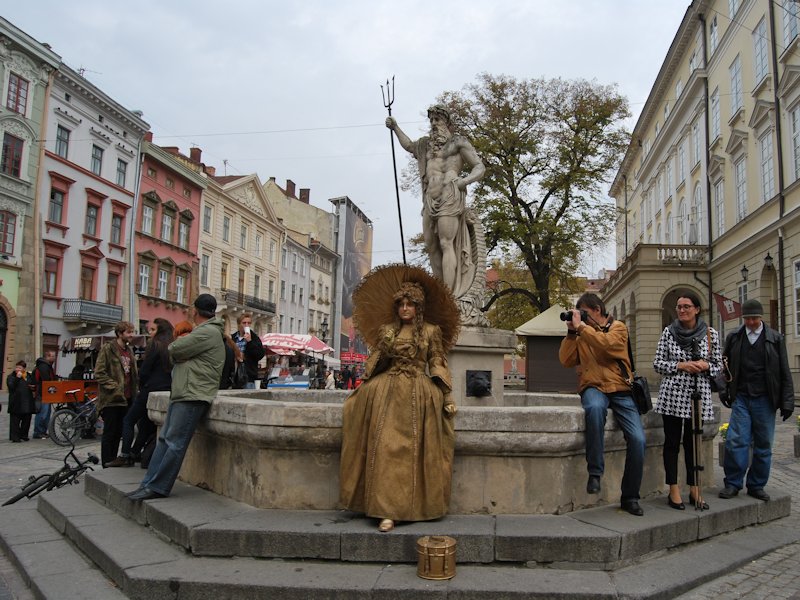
690, 339, 707, 511
381, 76, 406, 264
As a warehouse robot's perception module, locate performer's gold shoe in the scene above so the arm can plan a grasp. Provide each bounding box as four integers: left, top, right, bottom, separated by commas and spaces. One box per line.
378, 519, 394, 532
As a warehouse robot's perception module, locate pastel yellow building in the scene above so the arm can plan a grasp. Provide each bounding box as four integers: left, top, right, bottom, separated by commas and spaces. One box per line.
605, 0, 800, 389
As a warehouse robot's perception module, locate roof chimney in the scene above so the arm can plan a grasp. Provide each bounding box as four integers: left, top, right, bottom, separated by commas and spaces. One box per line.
285, 179, 296, 198
299, 188, 310, 204
205, 165, 216, 177
190, 147, 202, 163
144, 131, 154, 142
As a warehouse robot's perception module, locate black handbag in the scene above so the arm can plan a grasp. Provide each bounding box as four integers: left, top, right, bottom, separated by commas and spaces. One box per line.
707, 329, 732, 406
616, 338, 651, 415
231, 361, 248, 389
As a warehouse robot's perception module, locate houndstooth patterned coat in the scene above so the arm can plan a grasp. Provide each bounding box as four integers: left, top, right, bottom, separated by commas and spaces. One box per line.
652, 326, 722, 421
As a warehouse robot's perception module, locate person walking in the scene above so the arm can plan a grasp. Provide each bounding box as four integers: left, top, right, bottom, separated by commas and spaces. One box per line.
559, 292, 647, 516
31, 351, 57, 439
719, 299, 794, 502
94, 321, 139, 467
325, 370, 335, 390
231, 313, 265, 389
7, 360, 35, 442
653, 292, 722, 510
128, 294, 225, 501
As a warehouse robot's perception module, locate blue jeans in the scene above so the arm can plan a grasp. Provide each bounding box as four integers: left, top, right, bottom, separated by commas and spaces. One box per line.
581, 387, 646, 501
33, 402, 51, 436
140, 400, 208, 496
244, 381, 255, 390
723, 394, 775, 491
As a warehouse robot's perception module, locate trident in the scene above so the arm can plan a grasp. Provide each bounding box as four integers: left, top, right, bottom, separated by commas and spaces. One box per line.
381, 76, 407, 264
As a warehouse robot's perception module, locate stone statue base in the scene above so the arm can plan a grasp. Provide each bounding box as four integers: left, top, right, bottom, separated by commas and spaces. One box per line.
448, 326, 517, 405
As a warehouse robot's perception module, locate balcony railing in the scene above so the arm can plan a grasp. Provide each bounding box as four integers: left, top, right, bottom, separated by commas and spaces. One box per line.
219, 289, 276, 315
62, 299, 123, 325
603, 244, 709, 294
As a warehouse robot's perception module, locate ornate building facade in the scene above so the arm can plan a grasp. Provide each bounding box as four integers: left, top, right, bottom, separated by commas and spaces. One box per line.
0, 17, 59, 379
197, 172, 282, 337
605, 0, 800, 389
134, 136, 207, 333
37, 64, 148, 374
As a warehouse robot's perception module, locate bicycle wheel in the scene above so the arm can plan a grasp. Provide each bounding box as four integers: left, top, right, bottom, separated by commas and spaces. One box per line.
49, 409, 81, 446
2, 475, 52, 506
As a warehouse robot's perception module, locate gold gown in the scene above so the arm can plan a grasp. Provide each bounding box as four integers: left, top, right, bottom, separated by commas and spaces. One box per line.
339, 322, 455, 521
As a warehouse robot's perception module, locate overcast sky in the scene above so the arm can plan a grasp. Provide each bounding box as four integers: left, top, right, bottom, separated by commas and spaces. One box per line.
6, 1, 690, 275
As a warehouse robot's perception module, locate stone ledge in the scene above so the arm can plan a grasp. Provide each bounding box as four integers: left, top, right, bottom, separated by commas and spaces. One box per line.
144, 391, 719, 514
80, 468, 791, 569
3, 482, 796, 600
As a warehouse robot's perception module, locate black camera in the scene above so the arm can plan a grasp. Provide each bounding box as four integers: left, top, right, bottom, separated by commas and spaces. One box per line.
560, 309, 588, 322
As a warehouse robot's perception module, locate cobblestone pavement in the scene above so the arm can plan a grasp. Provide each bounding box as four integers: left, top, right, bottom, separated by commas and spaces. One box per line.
675, 405, 800, 600
0, 392, 101, 600
0, 394, 797, 599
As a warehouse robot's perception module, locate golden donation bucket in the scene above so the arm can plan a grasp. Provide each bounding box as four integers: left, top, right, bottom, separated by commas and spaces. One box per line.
416, 535, 457, 580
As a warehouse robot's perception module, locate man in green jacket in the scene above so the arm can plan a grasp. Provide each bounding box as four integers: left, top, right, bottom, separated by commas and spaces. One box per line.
129, 294, 225, 501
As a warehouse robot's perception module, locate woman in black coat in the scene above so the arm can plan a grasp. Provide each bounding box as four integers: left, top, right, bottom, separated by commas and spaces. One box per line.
7, 360, 36, 442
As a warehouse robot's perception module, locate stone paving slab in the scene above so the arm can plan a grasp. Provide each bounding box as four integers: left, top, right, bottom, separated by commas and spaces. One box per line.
0, 503, 126, 600
193, 507, 348, 559
495, 514, 620, 565
84, 466, 791, 570
339, 514, 496, 563
3, 473, 799, 600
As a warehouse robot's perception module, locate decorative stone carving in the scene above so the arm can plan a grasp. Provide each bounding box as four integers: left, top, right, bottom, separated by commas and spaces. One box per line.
231, 186, 265, 217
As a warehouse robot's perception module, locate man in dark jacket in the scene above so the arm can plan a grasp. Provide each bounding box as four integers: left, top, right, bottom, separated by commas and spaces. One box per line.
719, 299, 794, 501
94, 321, 139, 467
231, 313, 265, 389
32, 351, 57, 439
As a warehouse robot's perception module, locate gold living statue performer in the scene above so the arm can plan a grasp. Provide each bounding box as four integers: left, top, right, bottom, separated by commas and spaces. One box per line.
339, 265, 460, 532
386, 106, 485, 297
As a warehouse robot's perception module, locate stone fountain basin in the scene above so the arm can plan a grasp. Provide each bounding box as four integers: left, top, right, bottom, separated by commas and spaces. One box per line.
146, 389, 718, 515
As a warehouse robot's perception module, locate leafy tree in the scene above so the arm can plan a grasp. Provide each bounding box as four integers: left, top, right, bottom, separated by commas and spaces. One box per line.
436, 73, 630, 314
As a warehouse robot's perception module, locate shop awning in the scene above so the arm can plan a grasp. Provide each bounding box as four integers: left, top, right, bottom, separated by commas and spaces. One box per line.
61, 334, 147, 353
260, 333, 333, 355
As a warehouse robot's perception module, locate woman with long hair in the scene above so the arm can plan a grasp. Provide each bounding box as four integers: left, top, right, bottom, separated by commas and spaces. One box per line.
339, 269, 459, 533
653, 291, 722, 509
108, 318, 174, 467
219, 333, 243, 389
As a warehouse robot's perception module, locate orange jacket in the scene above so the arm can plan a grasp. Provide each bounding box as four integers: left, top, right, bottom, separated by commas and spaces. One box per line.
558, 319, 632, 395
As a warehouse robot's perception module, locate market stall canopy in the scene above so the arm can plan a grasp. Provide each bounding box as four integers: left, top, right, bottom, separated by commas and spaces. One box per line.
323, 355, 341, 369
515, 305, 570, 337
61, 334, 147, 353
260, 333, 334, 355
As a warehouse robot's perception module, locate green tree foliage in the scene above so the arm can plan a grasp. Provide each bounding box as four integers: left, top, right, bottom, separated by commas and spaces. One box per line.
437, 73, 630, 313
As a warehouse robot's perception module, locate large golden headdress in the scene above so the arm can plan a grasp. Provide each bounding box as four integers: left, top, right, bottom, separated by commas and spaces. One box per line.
352, 264, 461, 353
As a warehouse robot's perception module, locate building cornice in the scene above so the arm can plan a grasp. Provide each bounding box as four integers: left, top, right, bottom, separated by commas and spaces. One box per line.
55, 64, 149, 136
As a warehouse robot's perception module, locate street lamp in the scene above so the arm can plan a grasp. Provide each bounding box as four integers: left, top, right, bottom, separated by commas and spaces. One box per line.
740, 264, 749, 282
763, 253, 774, 270
320, 317, 329, 343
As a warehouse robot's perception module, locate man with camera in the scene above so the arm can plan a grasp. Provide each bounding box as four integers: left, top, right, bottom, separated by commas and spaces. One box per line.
718, 299, 794, 502
559, 293, 647, 516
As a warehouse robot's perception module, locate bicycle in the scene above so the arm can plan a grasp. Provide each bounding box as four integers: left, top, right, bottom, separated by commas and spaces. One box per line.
2, 443, 100, 506
48, 388, 98, 447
